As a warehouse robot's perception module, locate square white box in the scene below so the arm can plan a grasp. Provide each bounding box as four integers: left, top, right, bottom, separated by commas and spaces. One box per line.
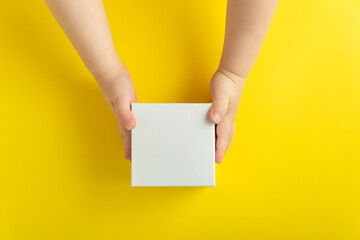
131, 103, 215, 187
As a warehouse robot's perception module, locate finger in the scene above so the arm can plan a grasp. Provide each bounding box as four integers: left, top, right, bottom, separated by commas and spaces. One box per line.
117, 121, 131, 160
226, 121, 235, 152
209, 97, 229, 124
215, 117, 232, 163
112, 98, 137, 130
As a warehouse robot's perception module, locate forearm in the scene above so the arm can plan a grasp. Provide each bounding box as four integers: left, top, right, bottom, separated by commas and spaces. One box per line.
219, 0, 278, 79
45, 0, 122, 79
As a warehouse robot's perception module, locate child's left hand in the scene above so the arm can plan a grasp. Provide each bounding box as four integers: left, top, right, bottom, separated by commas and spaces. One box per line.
208, 69, 246, 163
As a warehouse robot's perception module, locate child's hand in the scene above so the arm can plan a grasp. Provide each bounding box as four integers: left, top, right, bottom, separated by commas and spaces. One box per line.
45, 0, 138, 160
96, 65, 137, 160
208, 69, 246, 164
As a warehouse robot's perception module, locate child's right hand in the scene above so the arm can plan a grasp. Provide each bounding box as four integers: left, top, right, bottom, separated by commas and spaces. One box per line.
95, 64, 137, 160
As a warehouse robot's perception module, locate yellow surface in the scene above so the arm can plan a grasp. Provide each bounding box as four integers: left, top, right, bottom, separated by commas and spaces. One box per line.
1, 0, 360, 239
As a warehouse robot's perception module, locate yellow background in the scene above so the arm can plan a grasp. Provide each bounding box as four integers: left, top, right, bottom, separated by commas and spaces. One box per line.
1, 0, 360, 239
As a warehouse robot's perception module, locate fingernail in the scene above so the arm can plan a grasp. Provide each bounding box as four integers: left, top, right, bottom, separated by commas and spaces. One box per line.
212, 112, 221, 123
124, 117, 136, 130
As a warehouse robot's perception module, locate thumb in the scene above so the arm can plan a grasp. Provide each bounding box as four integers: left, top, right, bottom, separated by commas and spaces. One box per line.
209, 97, 229, 124
113, 99, 137, 130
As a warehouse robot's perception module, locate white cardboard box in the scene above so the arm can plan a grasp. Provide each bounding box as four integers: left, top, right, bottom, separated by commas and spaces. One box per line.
131, 103, 215, 187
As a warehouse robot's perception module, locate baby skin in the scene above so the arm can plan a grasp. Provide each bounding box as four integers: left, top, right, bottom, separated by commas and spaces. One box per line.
45, 0, 278, 163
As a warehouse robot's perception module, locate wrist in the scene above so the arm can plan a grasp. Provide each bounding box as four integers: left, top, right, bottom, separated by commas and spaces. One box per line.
94, 62, 129, 84
216, 67, 246, 89
93, 62, 134, 99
